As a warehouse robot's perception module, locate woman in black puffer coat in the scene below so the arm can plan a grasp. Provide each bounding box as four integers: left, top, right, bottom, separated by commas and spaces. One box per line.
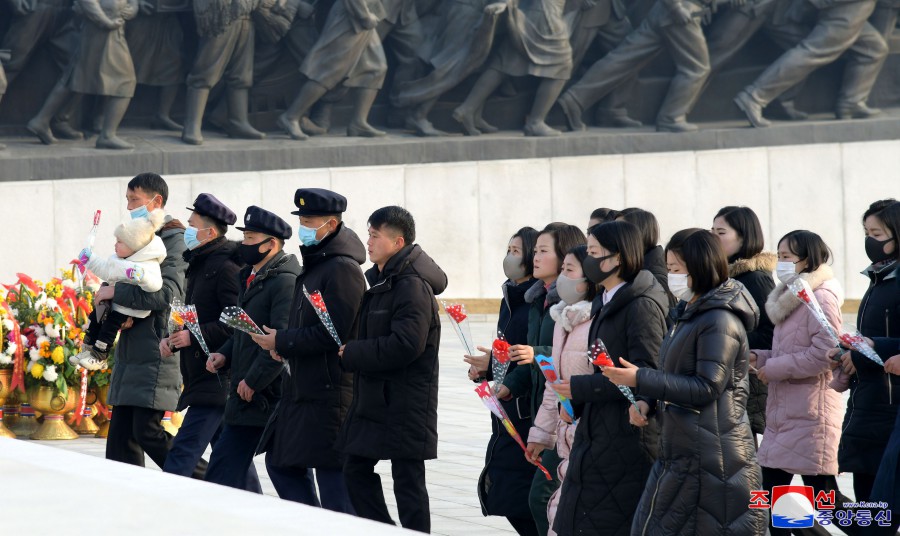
552, 221, 665, 536
713, 206, 775, 439
604, 231, 766, 536
466, 227, 541, 535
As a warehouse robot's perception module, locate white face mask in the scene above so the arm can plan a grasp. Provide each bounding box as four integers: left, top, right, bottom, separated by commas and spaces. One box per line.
667, 273, 690, 301
556, 273, 588, 305
776, 261, 798, 283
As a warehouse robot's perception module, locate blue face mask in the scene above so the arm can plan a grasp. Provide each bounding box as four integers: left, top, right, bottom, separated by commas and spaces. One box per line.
129, 195, 159, 220
298, 220, 332, 247
183, 226, 208, 250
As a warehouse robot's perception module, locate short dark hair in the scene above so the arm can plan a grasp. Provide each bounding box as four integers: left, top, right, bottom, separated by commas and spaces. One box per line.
588, 221, 644, 282
621, 209, 660, 251
872, 201, 900, 262
714, 206, 765, 260
590, 208, 620, 223
511, 226, 539, 278
368, 206, 415, 244
862, 198, 897, 225
199, 214, 228, 238
540, 223, 586, 274
779, 230, 832, 273
127, 172, 169, 206
682, 231, 730, 296
665, 228, 708, 260
567, 244, 599, 302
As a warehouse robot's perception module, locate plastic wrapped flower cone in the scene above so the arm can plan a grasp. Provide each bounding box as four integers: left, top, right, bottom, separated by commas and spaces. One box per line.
303, 285, 343, 347
441, 301, 475, 356
219, 306, 265, 335
491, 331, 512, 387
588, 338, 641, 412
536, 354, 576, 420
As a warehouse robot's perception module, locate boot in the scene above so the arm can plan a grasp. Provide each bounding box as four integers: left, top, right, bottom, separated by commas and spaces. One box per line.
51, 94, 85, 140
181, 87, 209, 145
27, 79, 73, 145
346, 88, 385, 137
225, 88, 265, 140
152, 85, 183, 130
96, 96, 134, 149
734, 90, 771, 128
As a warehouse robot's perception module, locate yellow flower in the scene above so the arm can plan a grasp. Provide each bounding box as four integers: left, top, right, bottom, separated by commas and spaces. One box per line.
51, 346, 65, 364
40, 341, 51, 358
68, 327, 81, 340
31, 363, 44, 379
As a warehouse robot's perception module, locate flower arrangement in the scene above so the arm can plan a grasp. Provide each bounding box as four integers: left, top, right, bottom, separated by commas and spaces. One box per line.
2, 268, 98, 397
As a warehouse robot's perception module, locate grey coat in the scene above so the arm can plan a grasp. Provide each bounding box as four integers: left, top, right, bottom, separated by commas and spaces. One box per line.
108, 217, 186, 410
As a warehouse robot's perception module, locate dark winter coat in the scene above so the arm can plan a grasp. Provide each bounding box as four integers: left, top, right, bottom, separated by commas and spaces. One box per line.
871, 334, 900, 516
631, 279, 766, 536
478, 277, 539, 518
261, 225, 367, 469
218, 251, 300, 428
176, 238, 241, 411
503, 280, 560, 419
554, 270, 666, 536
339, 244, 448, 461
729, 251, 776, 436
108, 216, 186, 411
839, 260, 900, 476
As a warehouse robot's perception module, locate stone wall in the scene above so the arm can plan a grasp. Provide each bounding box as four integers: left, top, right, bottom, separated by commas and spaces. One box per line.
2, 139, 897, 300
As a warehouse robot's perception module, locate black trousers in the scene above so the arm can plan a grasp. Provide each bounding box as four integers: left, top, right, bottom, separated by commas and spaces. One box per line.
105, 405, 171, 469
84, 307, 129, 352
762, 466, 857, 536
344, 454, 430, 533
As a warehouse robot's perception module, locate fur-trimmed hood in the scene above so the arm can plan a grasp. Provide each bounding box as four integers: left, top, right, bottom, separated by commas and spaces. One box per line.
765, 264, 844, 325
729, 251, 777, 278
549, 299, 592, 333
525, 279, 560, 307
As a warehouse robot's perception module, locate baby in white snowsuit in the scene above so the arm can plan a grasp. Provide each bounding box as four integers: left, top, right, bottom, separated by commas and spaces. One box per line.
71, 209, 167, 370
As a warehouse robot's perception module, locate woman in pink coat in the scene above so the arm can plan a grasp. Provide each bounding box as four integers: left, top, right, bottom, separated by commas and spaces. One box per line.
524, 245, 596, 536
751, 230, 853, 535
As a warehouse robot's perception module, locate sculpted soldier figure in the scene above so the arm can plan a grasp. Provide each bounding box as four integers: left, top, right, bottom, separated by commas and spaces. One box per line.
391, 0, 506, 136
2, 0, 85, 141
125, 4, 186, 131
181, 0, 267, 144
734, 0, 889, 126
28, 0, 141, 149
869, 0, 899, 36
276, 0, 389, 139
557, 0, 715, 133
568, 0, 642, 127
452, 0, 575, 137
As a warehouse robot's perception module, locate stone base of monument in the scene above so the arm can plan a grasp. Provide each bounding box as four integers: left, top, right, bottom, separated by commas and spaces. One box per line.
0, 107, 898, 181
0, 437, 411, 534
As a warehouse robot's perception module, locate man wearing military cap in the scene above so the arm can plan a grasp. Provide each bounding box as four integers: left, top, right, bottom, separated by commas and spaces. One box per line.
251, 188, 366, 512
204, 206, 301, 491
160, 194, 257, 487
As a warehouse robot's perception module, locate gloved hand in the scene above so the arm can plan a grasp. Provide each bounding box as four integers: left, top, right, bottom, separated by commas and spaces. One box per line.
125, 266, 144, 283
72, 248, 92, 273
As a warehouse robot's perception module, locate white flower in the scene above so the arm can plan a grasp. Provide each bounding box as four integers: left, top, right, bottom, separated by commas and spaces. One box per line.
6, 342, 17, 355
36, 336, 49, 348
2, 319, 13, 331
9, 308, 17, 317
34, 295, 47, 309
0, 354, 11, 366
42, 365, 58, 382
29, 348, 41, 360
33, 326, 45, 337
45, 324, 60, 339
46, 299, 60, 311
20, 335, 28, 345
62, 279, 75, 289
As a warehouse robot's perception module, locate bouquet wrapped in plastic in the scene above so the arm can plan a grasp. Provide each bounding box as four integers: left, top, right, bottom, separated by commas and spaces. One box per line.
442, 301, 475, 356
787, 278, 884, 366
589, 338, 642, 412
303, 285, 342, 347
491, 331, 511, 387
535, 354, 576, 421
219, 306, 265, 336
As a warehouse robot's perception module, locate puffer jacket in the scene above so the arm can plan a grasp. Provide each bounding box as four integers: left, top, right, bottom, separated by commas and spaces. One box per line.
529, 299, 594, 536
108, 216, 186, 411
632, 279, 766, 536
837, 259, 900, 477
554, 270, 666, 536
730, 251, 777, 436
754, 265, 844, 476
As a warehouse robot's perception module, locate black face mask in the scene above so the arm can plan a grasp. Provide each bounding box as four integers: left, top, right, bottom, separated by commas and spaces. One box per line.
582, 253, 618, 284
238, 238, 273, 266
865, 236, 895, 264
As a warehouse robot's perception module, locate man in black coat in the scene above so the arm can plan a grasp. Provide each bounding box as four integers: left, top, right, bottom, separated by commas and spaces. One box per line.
251, 188, 366, 512
204, 206, 300, 491
159, 194, 254, 487
338, 206, 448, 533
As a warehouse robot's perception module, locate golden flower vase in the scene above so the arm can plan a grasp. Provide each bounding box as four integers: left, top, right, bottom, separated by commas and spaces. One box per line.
95, 385, 110, 439
28, 386, 78, 440
10, 396, 39, 438
0, 369, 16, 438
